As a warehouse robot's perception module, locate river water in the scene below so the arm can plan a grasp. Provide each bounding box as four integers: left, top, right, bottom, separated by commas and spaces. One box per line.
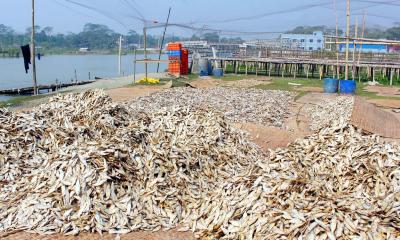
0, 54, 167, 101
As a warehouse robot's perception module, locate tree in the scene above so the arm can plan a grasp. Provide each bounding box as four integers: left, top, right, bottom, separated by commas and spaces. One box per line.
202, 32, 219, 43
287, 25, 343, 35
385, 26, 400, 40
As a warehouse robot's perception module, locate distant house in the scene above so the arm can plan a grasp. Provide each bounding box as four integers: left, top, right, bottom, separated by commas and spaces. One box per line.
180, 41, 208, 48
79, 47, 90, 53
339, 43, 387, 53
280, 31, 324, 51
388, 45, 400, 53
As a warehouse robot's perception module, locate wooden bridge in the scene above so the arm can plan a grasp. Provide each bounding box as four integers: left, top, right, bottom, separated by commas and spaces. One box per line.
209, 55, 400, 84
0, 80, 96, 95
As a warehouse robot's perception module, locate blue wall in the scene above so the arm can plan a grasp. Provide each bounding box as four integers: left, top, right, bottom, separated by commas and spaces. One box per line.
339, 43, 387, 53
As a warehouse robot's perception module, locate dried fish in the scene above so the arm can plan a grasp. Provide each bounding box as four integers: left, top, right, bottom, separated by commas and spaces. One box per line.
0, 90, 264, 235
308, 96, 354, 131
0, 90, 399, 240
129, 87, 295, 128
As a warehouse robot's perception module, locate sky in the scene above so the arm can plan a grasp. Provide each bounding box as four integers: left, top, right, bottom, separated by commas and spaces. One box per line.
1, 0, 399, 38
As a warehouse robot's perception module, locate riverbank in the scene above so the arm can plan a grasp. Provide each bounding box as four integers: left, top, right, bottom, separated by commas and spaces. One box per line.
0, 72, 167, 109
0, 54, 168, 90
0, 49, 164, 58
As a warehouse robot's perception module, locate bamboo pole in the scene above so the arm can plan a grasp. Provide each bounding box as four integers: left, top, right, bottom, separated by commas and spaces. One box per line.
390, 68, 394, 86
31, 0, 38, 95
345, 0, 351, 80
118, 35, 122, 75
333, 0, 340, 79
143, 27, 148, 80
352, 18, 358, 80
157, 7, 171, 73
268, 63, 272, 77
133, 49, 137, 84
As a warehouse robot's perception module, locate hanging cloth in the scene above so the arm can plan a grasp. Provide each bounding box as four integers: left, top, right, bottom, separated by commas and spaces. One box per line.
21, 45, 31, 73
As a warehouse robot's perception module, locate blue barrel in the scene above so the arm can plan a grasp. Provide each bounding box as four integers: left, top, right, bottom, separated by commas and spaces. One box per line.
324, 78, 339, 93
199, 59, 209, 76
207, 61, 213, 75
339, 80, 357, 94
213, 68, 223, 77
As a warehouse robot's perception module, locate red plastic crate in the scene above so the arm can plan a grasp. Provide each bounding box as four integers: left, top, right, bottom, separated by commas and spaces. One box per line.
167, 43, 182, 51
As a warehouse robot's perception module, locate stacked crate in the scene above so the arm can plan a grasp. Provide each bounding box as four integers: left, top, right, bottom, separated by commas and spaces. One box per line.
167, 43, 182, 75
167, 43, 189, 75
180, 48, 189, 75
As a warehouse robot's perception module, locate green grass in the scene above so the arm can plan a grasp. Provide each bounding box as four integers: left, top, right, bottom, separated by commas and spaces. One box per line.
255, 78, 324, 100
212, 74, 247, 81
0, 94, 52, 108
356, 83, 400, 100
255, 77, 400, 101
255, 78, 323, 91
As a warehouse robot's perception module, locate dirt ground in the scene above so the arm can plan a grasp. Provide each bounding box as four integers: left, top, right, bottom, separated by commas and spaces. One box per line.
188, 77, 271, 89
296, 86, 324, 93
364, 85, 400, 97
3, 229, 195, 240
106, 81, 172, 102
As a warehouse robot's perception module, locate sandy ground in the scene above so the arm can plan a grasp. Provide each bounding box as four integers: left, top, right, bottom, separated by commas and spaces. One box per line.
3, 229, 195, 240
189, 77, 271, 89
61, 73, 166, 93
364, 85, 400, 97
106, 81, 172, 102
297, 86, 324, 93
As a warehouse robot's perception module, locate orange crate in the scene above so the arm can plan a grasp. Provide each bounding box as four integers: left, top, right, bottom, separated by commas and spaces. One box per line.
167, 42, 182, 51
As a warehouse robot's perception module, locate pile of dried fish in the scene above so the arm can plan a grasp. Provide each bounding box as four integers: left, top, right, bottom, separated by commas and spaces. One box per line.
1, 90, 399, 239
184, 122, 400, 239
0, 90, 263, 235
130, 87, 295, 127
220, 79, 269, 88
308, 96, 354, 131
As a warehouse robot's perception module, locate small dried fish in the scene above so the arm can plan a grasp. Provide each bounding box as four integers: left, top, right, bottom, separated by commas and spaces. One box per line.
307, 96, 354, 131
0, 90, 399, 239
129, 87, 296, 128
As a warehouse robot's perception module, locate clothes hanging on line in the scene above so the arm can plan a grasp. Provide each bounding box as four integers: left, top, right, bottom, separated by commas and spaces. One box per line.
21, 45, 31, 73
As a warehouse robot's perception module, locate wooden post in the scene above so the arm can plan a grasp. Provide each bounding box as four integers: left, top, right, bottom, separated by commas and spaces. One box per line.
118, 35, 122, 76
357, 11, 366, 82
267, 63, 271, 77
133, 49, 137, 84
143, 27, 148, 80
319, 65, 322, 80
74, 69, 78, 84
312, 64, 315, 78
390, 68, 394, 86
306, 64, 309, 78
255, 62, 258, 76
245, 62, 248, 75
345, 0, 351, 80
352, 18, 358, 80
157, 7, 171, 73
235, 61, 238, 74
31, 0, 38, 95
223, 61, 227, 74
334, 0, 340, 79
372, 68, 375, 83
397, 68, 400, 80
281, 64, 284, 78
